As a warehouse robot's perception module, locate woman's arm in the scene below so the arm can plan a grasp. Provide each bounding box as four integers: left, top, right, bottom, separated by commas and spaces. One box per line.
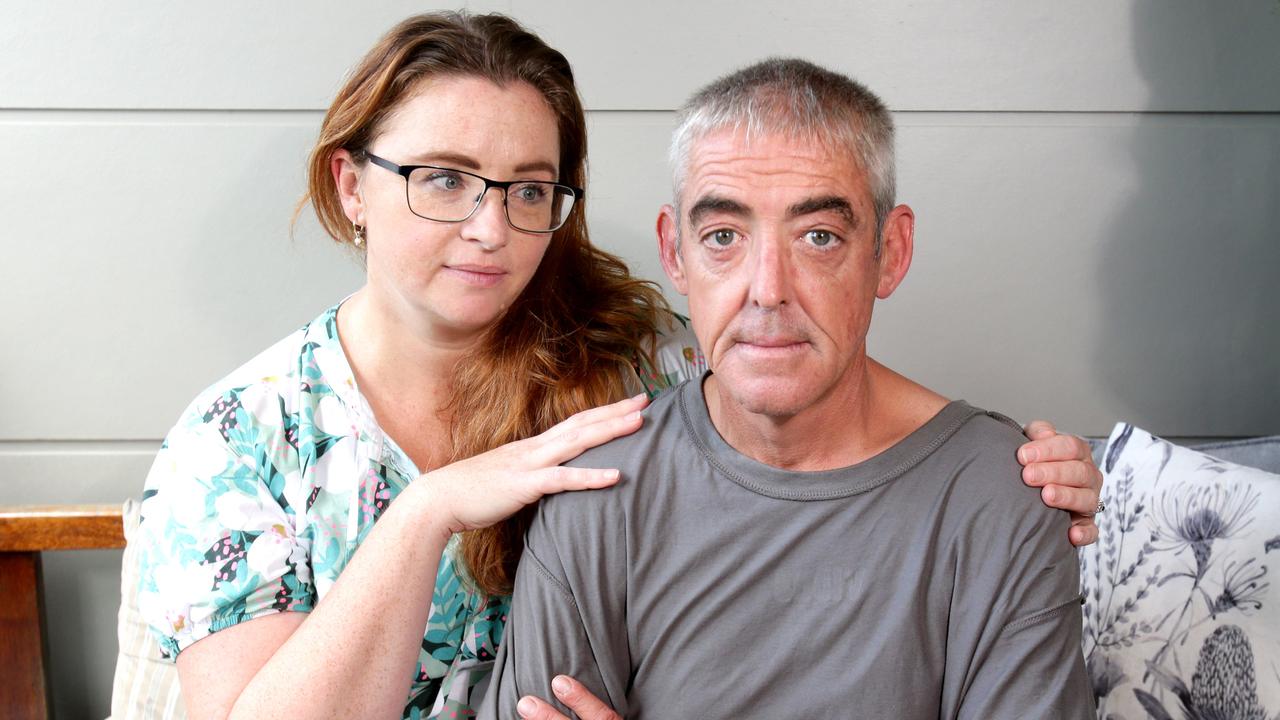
174, 394, 650, 720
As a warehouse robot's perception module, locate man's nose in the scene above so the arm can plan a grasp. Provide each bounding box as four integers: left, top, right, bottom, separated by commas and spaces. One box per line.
461, 186, 510, 250
748, 236, 791, 309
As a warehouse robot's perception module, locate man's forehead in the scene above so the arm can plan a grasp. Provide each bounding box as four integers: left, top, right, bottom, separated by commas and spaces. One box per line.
681, 128, 871, 211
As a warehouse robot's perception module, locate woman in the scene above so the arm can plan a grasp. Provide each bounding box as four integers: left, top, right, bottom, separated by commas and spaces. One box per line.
136, 12, 1102, 720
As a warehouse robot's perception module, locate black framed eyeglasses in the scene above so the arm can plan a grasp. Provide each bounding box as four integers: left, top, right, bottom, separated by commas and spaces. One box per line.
363, 152, 583, 233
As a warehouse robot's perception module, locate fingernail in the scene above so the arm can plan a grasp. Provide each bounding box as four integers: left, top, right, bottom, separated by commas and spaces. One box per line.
1027, 467, 1041, 483
1021, 447, 1039, 463
605, 469, 620, 480
631, 393, 647, 401
628, 411, 643, 422
552, 675, 572, 695
517, 697, 536, 717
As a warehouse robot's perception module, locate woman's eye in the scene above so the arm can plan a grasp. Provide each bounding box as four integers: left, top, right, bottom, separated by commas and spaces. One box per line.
513, 183, 548, 203
704, 229, 738, 247
805, 230, 839, 247
422, 171, 464, 191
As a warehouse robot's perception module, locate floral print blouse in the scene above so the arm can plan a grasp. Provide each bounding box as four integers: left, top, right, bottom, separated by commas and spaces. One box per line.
136, 302, 704, 719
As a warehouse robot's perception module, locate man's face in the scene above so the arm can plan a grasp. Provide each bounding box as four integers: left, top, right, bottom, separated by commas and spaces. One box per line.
659, 127, 910, 422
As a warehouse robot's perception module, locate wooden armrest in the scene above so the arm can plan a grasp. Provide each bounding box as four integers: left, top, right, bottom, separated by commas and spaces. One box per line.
0, 504, 126, 552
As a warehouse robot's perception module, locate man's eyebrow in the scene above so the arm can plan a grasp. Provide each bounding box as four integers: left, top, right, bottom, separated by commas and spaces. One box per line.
788, 195, 858, 227
687, 195, 750, 226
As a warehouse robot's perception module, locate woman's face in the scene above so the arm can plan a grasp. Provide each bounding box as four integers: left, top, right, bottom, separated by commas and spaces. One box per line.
341, 76, 562, 343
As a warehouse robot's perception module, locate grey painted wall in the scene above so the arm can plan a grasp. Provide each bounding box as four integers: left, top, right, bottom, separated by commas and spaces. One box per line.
3, 1, 1278, 716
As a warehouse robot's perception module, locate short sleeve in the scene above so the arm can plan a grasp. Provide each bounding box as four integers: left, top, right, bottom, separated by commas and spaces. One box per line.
941, 418, 1093, 718
135, 391, 315, 659
630, 312, 706, 398
479, 489, 631, 719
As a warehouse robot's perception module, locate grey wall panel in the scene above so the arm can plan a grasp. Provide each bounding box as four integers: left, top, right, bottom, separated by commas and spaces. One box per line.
0, 446, 156, 503
2, 117, 365, 440
528, 0, 1280, 112
876, 113, 1280, 436
583, 112, 685, 307
6, 2, 1279, 112
0, 1, 504, 111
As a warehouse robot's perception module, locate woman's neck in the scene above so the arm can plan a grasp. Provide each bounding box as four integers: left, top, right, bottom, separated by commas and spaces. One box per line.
336, 287, 484, 471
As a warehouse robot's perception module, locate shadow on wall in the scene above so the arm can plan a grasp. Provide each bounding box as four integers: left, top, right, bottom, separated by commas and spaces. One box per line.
1095, 0, 1280, 436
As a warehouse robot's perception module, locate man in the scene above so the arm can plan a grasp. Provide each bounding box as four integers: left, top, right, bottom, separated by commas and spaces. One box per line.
481, 59, 1092, 719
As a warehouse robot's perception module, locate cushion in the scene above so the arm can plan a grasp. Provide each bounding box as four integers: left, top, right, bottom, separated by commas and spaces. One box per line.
1087, 435, 1280, 475
109, 498, 186, 720
1194, 436, 1280, 475
1080, 424, 1280, 719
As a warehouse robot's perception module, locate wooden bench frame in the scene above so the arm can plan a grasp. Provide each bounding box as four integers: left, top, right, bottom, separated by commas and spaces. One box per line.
0, 505, 125, 720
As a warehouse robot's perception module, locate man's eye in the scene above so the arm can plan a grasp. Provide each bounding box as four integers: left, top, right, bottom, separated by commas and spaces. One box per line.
805, 230, 839, 247
704, 229, 738, 247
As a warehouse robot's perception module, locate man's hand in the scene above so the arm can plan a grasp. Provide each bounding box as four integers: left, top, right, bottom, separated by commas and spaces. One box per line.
1018, 420, 1104, 547
517, 675, 619, 720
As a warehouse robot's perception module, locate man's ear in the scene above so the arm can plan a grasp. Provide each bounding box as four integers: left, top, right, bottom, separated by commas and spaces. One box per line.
876, 204, 915, 299
331, 148, 366, 226
657, 204, 689, 296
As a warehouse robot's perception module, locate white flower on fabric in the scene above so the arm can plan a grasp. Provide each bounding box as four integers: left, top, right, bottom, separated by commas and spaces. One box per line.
139, 560, 218, 643
313, 436, 360, 496
239, 382, 284, 429
148, 435, 239, 529
246, 523, 297, 580
214, 490, 288, 532
313, 395, 354, 436
169, 422, 240, 480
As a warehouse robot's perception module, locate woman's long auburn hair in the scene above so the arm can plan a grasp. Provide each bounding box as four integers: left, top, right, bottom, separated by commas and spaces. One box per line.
296, 12, 669, 596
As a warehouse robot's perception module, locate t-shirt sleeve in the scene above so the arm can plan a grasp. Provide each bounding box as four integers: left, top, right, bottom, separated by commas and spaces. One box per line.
943, 425, 1094, 719
629, 312, 706, 399
479, 491, 630, 719
135, 392, 315, 659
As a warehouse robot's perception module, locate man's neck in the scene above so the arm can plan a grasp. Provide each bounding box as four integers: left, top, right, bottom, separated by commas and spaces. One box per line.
703, 359, 949, 472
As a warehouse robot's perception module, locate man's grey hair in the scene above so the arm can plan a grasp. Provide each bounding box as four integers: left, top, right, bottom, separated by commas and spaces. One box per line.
669, 58, 896, 252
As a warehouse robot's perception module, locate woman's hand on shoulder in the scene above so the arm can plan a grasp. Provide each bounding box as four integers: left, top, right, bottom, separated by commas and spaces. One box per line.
1017, 420, 1104, 547
420, 394, 649, 536
515, 675, 619, 720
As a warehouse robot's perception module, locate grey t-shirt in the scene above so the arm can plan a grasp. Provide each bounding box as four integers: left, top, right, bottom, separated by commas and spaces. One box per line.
480, 377, 1091, 719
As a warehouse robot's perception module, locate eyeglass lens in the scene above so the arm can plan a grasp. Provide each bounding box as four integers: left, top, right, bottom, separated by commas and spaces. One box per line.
406, 167, 575, 232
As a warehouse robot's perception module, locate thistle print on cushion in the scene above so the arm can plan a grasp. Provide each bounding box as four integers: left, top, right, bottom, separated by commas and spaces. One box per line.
1080, 423, 1280, 719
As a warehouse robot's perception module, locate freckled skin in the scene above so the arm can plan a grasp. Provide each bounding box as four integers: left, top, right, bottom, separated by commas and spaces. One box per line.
335, 77, 560, 346
657, 128, 940, 469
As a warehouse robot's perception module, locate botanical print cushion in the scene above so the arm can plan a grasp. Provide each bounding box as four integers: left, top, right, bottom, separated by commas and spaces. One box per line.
1081, 424, 1280, 720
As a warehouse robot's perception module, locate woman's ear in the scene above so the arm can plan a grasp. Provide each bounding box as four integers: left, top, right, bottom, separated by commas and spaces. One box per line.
331, 149, 366, 226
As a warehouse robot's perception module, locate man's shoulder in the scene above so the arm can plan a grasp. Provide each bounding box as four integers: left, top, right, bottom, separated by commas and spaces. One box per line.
565, 379, 692, 471
541, 381, 697, 526
924, 403, 1042, 510
927, 403, 1071, 551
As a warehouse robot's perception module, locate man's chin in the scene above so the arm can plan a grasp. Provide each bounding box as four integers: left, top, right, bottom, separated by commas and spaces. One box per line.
715, 373, 818, 421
